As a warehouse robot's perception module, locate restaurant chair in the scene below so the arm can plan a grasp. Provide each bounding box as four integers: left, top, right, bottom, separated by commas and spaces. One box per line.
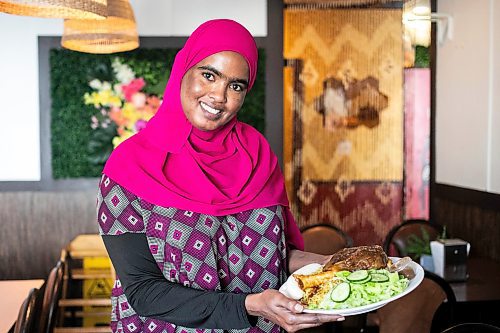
368, 270, 456, 333
383, 219, 444, 259
301, 224, 354, 255
13, 288, 39, 333
56, 234, 112, 329
440, 322, 500, 333
38, 260, 65, 333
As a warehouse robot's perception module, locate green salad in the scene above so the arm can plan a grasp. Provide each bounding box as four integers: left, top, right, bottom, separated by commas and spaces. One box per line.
312, 269, 409, 310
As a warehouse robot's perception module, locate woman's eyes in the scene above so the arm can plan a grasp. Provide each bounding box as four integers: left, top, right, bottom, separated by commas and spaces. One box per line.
229, 83, 244, 92
202, 72, 214, 81
201, 72, 245, 92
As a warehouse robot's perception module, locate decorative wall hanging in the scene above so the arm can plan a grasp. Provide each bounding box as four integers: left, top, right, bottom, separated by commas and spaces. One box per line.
283, 7, 404, 245
404, 69, 430, 220
0, 0, 107, 19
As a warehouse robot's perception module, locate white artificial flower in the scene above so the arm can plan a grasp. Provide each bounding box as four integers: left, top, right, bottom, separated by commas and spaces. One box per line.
113, 83, 123, 95
89, 79, 102, 90
112, 58, 135, 85
101, 81, 112, 91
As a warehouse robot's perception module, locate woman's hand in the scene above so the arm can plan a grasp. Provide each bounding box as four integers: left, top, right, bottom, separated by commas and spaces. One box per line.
245, 289, 344, 332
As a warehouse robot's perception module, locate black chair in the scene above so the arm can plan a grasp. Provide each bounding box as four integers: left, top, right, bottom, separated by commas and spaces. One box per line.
13, 288, 39, 333
383, 219, 444, 260
301, 224, 353, 255
37, 260, 65, 333
426, 270, 457, 332
367, 269, 456, 333
440, 323, 500, 333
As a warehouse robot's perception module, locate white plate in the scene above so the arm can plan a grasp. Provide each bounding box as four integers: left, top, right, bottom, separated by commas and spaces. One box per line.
279, 257, 424, 316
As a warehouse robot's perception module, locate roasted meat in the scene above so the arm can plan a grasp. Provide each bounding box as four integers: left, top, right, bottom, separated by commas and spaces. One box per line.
323, 245, 389, 272
294, 245, 391, 296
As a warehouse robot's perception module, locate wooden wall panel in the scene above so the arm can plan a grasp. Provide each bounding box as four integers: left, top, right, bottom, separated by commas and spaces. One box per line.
433, 185, 500, 262
0, 191, 98, 279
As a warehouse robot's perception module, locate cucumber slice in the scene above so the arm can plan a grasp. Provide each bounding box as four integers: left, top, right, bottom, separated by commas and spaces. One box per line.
346, 270, 369, 282
370, 273, 389, 283
350, 275, 372, 284
330, 282, 351, 302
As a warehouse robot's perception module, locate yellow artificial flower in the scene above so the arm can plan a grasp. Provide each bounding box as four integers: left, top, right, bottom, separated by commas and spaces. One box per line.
112, 130, 134, 148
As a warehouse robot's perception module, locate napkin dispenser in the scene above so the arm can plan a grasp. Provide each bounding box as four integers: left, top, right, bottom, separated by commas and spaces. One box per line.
430, 238, 470, 282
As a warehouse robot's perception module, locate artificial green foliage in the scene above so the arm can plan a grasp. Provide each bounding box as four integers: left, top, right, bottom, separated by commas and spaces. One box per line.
414, 45, 430, 68
406, 227, 432, 260
50, 48, 266, 179
50, 49, 112, 178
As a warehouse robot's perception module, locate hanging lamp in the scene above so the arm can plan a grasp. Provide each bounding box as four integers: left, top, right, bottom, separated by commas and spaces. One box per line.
61, 0, 138, 54
0, 0, 107, 19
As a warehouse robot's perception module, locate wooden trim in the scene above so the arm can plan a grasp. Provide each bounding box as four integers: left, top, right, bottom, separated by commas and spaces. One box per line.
429, 0, 438, 221
266, 0, 284, 167
433, 183, 500, 212
59, 298, 111, 307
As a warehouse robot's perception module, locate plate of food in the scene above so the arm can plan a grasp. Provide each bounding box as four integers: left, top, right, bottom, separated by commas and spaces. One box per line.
279, 245, 424, 316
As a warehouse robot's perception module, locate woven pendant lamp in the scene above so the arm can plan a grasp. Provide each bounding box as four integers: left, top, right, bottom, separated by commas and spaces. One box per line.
0, 0, 107, 19
61, 0, 138, 54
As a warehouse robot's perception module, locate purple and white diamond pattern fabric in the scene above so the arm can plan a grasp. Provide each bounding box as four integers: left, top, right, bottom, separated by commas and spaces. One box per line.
104, 186, 131, 218
98, 178, 288, 333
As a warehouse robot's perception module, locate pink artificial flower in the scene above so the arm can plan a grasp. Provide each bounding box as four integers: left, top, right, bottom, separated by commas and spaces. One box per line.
121, 78, 145, 102
135, 119, 148, 132
131, 92, 147, 108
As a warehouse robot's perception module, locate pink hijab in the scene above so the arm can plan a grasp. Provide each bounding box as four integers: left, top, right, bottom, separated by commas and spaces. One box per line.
103, 19, 303, 249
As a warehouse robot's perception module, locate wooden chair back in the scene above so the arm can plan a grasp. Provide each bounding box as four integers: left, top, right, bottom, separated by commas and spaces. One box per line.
38, 260, 65, 333
301, 224, 353, 255
14, 287, 39, 333
440, 323, 500, 333
383, 219, 443, 259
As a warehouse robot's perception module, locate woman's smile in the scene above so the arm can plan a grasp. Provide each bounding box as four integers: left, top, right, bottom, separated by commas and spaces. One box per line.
200, 101, 222, 117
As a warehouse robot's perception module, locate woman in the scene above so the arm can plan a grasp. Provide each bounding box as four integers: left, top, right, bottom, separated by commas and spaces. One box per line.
97, 19, 344, 332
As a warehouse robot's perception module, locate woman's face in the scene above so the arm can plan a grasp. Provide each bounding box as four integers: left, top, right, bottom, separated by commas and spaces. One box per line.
180, 51, 249, 131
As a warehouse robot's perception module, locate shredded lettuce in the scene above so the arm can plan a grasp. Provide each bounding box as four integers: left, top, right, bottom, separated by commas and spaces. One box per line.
312, 269, 409, 310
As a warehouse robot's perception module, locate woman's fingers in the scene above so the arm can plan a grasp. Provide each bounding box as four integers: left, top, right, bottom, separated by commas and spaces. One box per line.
245, 290, 345, 332
280, 313, 345, 332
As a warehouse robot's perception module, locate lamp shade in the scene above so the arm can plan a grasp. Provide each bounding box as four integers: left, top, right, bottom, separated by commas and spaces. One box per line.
0, 0, 107, 19
61, 0, 138, 54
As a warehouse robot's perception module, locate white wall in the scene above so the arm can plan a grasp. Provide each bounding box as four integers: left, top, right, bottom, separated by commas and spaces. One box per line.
436, 0, 500, 194
0, 0, 266, 181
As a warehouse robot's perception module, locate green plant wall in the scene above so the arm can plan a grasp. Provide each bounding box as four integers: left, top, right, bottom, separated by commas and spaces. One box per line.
50, 48, 265, 179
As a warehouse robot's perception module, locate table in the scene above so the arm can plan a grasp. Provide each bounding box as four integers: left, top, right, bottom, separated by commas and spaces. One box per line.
0, 279, 44, 333
450, 257, 500, 303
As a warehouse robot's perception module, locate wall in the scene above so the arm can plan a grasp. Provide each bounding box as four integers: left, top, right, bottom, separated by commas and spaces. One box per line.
0, 0, 267, 279
436, 0, 500, 194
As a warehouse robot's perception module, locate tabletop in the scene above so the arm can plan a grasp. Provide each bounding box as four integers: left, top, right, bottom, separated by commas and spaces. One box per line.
450, 257, 500, 303
0, 279, 44, 333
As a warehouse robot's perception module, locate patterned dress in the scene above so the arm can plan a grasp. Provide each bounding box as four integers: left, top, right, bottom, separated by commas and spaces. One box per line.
97, 175, 289, 333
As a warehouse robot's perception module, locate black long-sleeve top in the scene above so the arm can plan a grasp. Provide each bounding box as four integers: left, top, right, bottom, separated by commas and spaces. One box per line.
102, 232, 257, 329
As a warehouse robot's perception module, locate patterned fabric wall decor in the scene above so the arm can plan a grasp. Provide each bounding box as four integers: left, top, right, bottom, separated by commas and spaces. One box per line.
283, 8, 404, 245
404, 68, 430, 219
